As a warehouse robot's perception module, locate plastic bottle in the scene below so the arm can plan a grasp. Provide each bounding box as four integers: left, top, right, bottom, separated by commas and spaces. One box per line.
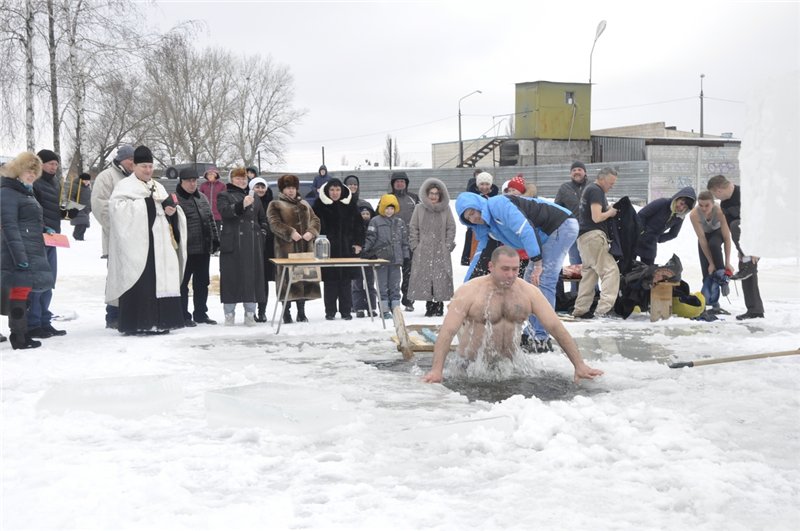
314, 235, 330, 260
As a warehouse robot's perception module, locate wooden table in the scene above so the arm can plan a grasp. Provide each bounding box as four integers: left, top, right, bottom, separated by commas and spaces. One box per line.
269, 257, 389, 334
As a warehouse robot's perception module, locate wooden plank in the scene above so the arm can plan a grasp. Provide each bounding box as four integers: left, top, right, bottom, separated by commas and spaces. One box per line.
650, 281, 679, 322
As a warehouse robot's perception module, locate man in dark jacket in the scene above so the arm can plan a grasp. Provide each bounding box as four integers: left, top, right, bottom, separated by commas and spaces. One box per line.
635, 186, 696, 265
707, 175, 764, 320
176, 167, 220, 326
28, 149, 66, 338
555, 161, 589, 291
573, 167, 620, 319
389, 171, 419, 311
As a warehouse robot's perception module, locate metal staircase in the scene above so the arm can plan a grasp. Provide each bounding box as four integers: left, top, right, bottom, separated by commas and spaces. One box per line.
458, 138, 506, 168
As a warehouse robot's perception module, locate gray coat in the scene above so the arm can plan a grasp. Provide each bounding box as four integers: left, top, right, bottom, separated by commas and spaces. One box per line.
0, 177, 55, 292
407, 178, 456, 302
69, 181, 92, 227
363, 215, 409, 266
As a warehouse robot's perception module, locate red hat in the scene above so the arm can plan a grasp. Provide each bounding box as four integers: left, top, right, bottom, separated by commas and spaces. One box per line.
507, 175, 526, 194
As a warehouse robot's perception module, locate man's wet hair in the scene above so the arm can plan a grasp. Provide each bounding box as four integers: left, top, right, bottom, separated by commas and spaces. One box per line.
490, 245, 519, 263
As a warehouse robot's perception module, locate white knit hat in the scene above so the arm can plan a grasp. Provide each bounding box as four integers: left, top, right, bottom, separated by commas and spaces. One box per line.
475, 172, 493, 185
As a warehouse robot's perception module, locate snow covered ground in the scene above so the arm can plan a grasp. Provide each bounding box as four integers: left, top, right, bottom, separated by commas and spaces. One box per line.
2, 200, 799, 529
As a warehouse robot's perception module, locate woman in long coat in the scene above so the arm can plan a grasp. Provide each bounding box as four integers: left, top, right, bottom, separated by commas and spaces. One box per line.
266, 174, 321, 323
0, 152, 55, 349
312, 178, 365, 320
217, 167, 267, 326
407, 177, 456, 317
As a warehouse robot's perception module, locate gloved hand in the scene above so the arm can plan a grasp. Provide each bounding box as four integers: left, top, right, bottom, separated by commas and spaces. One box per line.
17, 262, 29, 270
44, 227, 56, 235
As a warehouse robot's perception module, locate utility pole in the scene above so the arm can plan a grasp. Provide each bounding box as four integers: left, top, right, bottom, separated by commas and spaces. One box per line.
700, 74, 705, 138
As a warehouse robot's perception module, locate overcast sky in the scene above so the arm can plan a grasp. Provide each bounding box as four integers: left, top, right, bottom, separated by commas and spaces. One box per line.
147, 1, 797, 171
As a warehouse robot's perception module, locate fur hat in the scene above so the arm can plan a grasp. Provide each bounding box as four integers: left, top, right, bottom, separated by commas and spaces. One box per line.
133, 145, 153, 164
570, 161, 586, 172
114, 144, 135, 162
229, 167, 247, 181
179, 167, 199, 180
277, 174, 299, 191
36, 149, 59, 164
1, 151, 42, 179
377, 193, 400, 216
475, 172, 493, 186
79, 172, 92, 181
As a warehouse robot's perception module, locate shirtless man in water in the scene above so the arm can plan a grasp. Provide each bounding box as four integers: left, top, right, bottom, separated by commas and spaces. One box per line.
422, 246, 603, 383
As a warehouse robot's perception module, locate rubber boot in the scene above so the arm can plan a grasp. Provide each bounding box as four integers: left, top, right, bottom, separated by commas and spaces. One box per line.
296, 300, 308, 322
8, 287, 40, 350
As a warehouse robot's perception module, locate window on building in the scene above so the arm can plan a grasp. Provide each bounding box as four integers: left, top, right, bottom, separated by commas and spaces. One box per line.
565, 91, 575, 105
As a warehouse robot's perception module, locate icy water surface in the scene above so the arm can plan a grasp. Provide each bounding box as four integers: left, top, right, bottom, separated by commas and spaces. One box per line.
366, 358, 606, 402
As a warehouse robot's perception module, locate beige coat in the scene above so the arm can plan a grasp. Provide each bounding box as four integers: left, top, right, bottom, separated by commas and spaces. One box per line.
407, 178, 456, 302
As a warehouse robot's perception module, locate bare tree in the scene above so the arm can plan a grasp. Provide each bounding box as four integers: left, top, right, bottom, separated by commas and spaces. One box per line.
383, 134, 392, 167
200, 48, 236, 165
0, 0, 38, 150
393, 138, 400, 168
229, 53, 306, 168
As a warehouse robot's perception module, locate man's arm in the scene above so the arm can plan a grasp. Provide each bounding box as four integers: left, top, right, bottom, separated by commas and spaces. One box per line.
422, 293, 469, 383
590, 202, 617, 223
526, 284, 603, 382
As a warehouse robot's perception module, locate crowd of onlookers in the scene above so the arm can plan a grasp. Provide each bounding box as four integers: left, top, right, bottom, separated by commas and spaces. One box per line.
1, 146, 762, 351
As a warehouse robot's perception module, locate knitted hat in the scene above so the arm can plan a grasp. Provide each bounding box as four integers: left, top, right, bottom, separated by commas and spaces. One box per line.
570, 161, 586, 172
246, 166, 258, 176
203, 166, 219, 179
475, 172, 493, 186
133, 146, 153, 164
114, 144, 135, 162
506, 175, 526, 194
277, 174, 299, 191
344, 175, 359, 186
249, 177, 268, 191
36, 149, 59, 164
79, 172, 92, 181
390, 172, 409, 186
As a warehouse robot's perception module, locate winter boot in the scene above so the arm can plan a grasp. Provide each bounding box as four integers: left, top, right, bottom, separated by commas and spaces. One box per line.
244, 312, 256, 327
296, 301, 308, 322
255, 303, 267, 323
224, 313, 235, 326
282, 305, 293, 324
10, 332, 41, 350
434, 301, 444, 317
424, 301, 435, 317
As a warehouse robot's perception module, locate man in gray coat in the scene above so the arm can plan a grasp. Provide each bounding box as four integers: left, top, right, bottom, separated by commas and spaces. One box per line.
91, 144, 135, 328
554, 161, 588, 292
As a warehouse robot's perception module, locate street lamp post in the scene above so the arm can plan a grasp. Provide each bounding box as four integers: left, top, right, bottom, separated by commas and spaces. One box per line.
700, 73, 705, 138
458, 89, 482, 167
589, 20, 607, 84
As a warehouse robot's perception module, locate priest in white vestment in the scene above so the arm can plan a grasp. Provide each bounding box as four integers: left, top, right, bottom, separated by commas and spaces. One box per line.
106, 145, 187, 335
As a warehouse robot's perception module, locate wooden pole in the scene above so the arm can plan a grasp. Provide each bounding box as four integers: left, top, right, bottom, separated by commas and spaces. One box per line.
669, 348, 800, 369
